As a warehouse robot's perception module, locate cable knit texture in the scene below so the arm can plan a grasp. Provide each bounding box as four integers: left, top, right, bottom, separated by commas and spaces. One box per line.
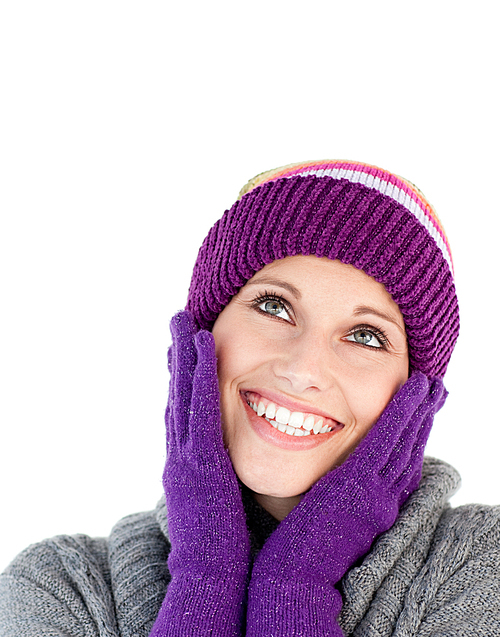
187, 161, 460, 377
2, 460, 500, 636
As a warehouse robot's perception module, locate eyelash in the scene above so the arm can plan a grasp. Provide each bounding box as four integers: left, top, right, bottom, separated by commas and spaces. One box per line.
250, 290, 390, 350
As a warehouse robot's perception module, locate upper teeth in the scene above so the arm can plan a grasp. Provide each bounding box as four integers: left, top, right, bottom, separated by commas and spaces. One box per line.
246, 394, 336, 437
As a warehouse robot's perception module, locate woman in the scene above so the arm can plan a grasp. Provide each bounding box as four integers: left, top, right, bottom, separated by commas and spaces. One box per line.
1, 160, 499, 636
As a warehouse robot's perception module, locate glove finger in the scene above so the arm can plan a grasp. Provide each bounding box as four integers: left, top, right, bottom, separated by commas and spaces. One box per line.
170, 310, 197, 355
383, 377, 446, 487
189, 330, 226, 459
192, 329, 217, 375
170, 311, 197, 399
393, 382, 447, 503
411, 378, 446, 450
167, 344, 173, 374
165, 346, 176, 444
167, 311, 198, 441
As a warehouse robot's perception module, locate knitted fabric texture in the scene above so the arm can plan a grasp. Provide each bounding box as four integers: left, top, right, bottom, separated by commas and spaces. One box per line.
149, 312, 250, 636
187, 160, 459, 377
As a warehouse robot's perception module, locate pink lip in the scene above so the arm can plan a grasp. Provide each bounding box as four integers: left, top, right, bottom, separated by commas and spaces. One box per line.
240, 391, 344, 451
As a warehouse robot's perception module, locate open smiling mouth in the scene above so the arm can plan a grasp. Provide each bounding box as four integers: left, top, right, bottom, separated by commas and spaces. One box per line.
244, 391, 344, 437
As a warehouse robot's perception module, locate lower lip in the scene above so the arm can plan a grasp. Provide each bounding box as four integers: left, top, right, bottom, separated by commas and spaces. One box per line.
241, 394, 343, 451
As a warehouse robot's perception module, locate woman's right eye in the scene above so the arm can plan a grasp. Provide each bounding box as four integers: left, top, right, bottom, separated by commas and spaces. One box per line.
256, 297, 292, 322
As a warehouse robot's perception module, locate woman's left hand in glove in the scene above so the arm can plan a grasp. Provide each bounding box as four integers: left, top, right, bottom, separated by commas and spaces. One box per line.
245, 372, 446, 637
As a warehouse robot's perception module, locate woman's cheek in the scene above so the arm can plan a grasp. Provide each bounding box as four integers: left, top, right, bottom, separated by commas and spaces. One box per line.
217, 326, 277, 382
339, 343, 408, 398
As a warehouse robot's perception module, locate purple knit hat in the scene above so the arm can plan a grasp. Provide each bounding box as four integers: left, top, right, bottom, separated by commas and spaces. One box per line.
186, 160, 459, 378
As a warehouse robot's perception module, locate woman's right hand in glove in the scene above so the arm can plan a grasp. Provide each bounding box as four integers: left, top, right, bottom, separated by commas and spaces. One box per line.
149, 311, 250, 637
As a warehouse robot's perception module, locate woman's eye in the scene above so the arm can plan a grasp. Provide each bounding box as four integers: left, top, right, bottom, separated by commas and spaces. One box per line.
346, 329, 383, 349
258, 299, 291, 322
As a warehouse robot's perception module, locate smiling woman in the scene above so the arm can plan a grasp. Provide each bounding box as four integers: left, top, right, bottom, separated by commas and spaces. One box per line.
1, 160, 499, 637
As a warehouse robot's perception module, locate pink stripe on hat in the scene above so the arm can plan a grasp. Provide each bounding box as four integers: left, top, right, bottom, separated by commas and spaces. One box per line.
242, 160, 453, 274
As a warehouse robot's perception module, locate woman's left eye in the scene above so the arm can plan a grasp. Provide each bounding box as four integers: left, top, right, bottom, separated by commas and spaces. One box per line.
346, 328, 385, 349
257, 297, 292, 322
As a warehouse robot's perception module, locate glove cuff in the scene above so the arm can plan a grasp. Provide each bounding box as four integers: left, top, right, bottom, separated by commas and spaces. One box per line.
246, 577, 343, 637
149, 573, 247, 637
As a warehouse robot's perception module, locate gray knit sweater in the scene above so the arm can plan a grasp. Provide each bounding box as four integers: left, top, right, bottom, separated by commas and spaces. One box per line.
1, 458, 499, 636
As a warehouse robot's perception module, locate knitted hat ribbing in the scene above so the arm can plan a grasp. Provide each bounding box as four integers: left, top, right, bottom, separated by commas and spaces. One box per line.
186, 160, 459, 378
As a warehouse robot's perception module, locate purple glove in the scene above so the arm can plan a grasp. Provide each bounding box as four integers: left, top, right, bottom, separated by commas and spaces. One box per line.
246, 372, 446, 636
149, 311, 250, 637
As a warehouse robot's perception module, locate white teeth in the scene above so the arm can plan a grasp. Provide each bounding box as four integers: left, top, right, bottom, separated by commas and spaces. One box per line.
289, 411, 304, 428
266, 403, 277, 419
250, 394, 335, 436
303, 416, 315, 431
313, 419, 323, 435
276, 406, 291, 425
265, 417, 278, 429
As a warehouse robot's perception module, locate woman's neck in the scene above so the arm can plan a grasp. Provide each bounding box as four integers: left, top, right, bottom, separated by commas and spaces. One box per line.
252, 492, 303, 521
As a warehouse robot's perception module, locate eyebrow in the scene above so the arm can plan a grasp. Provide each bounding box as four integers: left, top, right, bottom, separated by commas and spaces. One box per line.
353, 305, 406, 333
244, 277, 302, 299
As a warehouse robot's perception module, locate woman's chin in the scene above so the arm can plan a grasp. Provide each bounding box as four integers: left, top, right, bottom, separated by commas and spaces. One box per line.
235, 465, 312, 500
227, 436, 335, 500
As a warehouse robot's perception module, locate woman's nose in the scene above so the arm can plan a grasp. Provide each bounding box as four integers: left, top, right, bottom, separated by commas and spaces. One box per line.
272, 330, 335, 394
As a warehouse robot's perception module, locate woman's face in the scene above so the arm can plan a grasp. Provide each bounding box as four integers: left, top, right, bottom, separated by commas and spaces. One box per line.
212, 255, 409, 501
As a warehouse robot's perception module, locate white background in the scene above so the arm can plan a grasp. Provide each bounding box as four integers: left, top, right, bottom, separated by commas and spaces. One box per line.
1, 1, 499, 572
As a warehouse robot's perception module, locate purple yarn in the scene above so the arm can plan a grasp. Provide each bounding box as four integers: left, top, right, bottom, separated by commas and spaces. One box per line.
187, 175, 459, 378
149, 312, 250, 636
